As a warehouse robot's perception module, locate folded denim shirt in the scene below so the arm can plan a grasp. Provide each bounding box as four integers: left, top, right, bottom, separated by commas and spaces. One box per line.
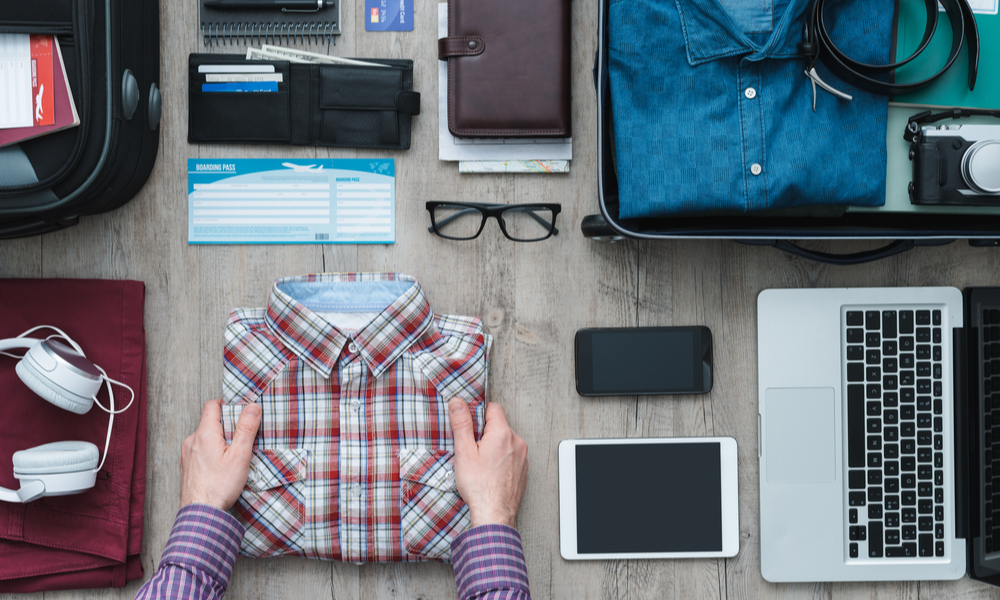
608, 0, 892, 217
220, 273, 491, 562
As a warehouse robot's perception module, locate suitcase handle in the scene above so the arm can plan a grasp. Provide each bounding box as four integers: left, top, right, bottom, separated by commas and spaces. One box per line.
754, 239, 954, 265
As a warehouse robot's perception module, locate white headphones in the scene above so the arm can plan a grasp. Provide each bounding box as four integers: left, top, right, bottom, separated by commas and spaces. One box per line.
0, 326, 134, 503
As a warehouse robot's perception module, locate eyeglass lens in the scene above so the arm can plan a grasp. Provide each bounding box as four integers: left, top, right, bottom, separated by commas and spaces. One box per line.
500, 206, 556, 241
431, 204, 486, 240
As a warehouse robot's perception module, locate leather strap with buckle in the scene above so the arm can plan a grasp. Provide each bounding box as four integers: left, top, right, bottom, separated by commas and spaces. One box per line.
800, 0, 979, 104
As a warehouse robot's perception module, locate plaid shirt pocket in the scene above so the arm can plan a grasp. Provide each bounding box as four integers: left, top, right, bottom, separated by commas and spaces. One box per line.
399, 447, 471, 561
232, 446, 309, 558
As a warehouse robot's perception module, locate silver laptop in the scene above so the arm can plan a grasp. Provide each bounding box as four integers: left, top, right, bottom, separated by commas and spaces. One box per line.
758, 287, 1000, 585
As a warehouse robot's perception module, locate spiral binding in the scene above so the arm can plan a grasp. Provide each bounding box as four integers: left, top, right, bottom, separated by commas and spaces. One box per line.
201, 22, 338, 47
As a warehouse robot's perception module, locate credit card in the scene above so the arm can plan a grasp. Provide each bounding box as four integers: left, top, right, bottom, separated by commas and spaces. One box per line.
202, 82, 278, 92
205, 73, 284, 82
198, 64, 276, 73
365, 0, 414, 31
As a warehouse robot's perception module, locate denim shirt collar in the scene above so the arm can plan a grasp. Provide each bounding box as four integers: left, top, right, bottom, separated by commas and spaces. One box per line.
673, 0, 806, 66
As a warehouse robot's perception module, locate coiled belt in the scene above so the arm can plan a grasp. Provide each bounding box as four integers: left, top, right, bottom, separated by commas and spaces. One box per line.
801, 0, 979, 97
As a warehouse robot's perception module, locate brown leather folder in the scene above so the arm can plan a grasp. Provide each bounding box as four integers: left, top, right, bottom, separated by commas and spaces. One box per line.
437, 0, 571, 138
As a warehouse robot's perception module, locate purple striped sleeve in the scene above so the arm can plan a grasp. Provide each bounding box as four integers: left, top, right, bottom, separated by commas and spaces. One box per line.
135, 504, 245, 600
451, 525, 532, 600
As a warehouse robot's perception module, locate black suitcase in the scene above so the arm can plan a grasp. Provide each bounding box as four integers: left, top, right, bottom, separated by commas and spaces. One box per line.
585, 0, 1000, 265
0, 0, 161, 239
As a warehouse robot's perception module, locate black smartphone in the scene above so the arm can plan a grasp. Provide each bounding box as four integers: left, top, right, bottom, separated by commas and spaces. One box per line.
575, 326, 712, 396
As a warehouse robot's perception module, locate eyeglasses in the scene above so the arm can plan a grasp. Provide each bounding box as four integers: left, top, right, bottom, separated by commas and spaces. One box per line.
425, 202, 561, 242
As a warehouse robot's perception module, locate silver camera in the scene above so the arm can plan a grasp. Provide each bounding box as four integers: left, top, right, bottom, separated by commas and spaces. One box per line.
910, 124, 1000, 205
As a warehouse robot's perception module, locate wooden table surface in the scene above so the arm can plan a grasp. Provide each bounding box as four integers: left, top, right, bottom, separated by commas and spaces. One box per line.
4, 0, 1000, 598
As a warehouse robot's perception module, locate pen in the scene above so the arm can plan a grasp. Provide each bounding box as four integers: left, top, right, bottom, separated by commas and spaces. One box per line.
204, 0, 330, 10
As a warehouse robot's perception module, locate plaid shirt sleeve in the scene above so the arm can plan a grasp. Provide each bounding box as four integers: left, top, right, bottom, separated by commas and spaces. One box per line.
135, 504, 245, 600
451, 525, 532, 600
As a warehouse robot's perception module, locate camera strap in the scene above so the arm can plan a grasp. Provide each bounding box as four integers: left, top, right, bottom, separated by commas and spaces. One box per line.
801, 0, 979, 101
904, 108, 1000, 142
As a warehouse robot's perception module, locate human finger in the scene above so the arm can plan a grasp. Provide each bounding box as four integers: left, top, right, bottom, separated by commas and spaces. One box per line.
197, 399, 224, 435
482, 401, 511, 435
448, 398, 478, 456
230, 403, 262, 461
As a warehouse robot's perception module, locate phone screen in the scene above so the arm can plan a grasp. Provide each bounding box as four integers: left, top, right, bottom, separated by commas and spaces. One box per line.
575, 442, 722, 553
575, 327, 711, 395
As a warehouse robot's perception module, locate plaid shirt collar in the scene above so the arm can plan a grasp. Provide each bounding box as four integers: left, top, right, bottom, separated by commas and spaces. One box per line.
264, 273, 434, 379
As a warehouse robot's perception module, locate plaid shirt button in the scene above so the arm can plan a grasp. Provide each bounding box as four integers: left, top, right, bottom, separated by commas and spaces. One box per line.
348, 342, 358, 353
350, 483, 362, 497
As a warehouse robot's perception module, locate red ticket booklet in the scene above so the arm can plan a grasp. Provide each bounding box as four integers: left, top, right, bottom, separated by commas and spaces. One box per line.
0, 36, 79, 147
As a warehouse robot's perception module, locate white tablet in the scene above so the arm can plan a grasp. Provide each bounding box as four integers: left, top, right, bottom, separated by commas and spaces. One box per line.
558, 437, 739, 560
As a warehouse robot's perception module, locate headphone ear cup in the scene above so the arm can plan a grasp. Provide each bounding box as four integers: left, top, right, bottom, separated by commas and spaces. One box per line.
16, 359, 95, 415
12, 441, 99, 476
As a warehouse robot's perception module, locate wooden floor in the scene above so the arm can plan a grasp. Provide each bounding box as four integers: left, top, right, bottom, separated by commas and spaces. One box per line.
4, 0, 1000, 598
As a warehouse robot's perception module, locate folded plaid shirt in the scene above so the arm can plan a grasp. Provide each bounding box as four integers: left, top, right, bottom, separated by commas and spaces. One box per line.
220, 273, 491, 562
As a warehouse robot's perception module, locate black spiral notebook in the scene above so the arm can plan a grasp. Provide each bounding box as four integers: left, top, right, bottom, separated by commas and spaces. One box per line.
199, 0, 341, 46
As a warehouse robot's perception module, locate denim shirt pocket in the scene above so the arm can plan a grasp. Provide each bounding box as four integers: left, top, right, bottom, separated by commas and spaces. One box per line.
398, 447, 471, 561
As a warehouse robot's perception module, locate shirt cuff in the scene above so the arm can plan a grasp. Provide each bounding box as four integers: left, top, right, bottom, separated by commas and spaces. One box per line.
159, 504, 245, 587
451, 524, 530, 600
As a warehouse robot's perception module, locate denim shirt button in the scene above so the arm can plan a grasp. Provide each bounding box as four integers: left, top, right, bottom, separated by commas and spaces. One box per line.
750, 163, 762, 176
744, 87, 757, 99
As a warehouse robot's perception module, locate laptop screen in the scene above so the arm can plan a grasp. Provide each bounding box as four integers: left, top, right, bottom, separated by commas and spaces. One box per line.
966, 289, 1000, 587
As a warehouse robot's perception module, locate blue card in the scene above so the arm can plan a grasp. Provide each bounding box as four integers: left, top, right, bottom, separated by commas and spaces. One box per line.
202, 82, 278, 92
365, 0, 413, 32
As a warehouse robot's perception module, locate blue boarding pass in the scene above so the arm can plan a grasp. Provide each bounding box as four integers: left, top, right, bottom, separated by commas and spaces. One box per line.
188, 159, 395, 244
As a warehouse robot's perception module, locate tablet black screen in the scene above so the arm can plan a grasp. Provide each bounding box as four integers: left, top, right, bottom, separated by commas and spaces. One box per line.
575, 442, 722, 553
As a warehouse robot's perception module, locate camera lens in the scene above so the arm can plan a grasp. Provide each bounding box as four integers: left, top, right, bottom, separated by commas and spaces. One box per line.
962, 141, 1000, 194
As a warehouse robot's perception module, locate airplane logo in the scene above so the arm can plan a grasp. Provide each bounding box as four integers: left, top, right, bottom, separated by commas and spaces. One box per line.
35, 85, 45, 123
282, 163, 324, 172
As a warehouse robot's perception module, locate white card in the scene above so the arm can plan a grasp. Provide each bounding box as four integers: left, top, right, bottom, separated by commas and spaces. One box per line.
198, 64, 275, 73
204, 73, 283, 82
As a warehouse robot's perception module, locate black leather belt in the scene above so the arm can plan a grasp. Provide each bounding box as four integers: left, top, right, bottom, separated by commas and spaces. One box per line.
801, 0, 979, 97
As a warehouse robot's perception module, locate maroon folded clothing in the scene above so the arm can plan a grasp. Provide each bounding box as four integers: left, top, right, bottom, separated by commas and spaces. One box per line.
0, 279, 147, 591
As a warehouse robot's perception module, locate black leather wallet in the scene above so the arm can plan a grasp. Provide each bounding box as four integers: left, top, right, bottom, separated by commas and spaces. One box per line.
188, 54, 420, 149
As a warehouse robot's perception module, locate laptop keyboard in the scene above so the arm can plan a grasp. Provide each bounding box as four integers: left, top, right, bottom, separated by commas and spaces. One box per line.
981, 308, 1000, 554
844, 308, 947, 560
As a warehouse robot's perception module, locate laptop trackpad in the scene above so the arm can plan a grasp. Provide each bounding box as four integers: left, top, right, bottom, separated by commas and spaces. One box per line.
765, 388, 836, 484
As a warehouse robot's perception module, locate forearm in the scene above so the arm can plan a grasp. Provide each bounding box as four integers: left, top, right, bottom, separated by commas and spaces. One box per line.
452, 525, 532, 600
135, 504, 244, 600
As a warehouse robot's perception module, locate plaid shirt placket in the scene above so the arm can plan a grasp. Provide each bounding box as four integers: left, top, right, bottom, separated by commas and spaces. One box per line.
135, 504, 244, 600
222, 273, 489, 562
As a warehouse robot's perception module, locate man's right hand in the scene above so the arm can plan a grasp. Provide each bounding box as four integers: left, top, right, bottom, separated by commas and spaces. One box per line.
449, 398, 529, 529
